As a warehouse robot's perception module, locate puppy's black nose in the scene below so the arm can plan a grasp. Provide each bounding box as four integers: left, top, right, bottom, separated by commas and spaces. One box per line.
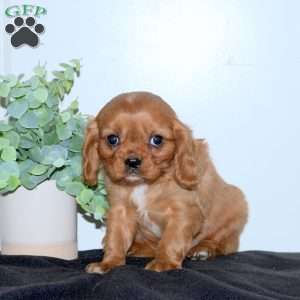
125, 157, 142, 169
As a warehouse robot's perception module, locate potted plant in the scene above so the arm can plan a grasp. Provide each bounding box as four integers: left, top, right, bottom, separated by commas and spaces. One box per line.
0, 60, 108, 259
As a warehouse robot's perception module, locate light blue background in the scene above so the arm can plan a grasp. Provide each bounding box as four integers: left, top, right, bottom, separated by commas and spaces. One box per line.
1, 0, 299, 251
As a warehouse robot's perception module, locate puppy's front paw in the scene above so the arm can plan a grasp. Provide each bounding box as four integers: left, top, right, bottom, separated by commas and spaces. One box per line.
86, 260, 122, 274
86, 262, 108, 274
145, 259, 181, 272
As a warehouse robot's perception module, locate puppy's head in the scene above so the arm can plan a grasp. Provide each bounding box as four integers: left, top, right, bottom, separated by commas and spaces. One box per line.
83, 92, 198, 189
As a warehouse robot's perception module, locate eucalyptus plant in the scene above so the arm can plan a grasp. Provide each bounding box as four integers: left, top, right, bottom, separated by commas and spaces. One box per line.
0, 60, 108, 220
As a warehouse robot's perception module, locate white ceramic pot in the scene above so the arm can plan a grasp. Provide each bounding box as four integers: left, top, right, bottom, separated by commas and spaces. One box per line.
0, 180, 78, 259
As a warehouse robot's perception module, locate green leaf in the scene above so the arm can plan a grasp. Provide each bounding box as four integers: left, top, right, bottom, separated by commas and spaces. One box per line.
65, 181, 85, 196
0, 169, 9, 182
19, 135, 34, 149
28, 146, 43, 162
1, 146, 17, 161
57, 82, 65, 99
7, 96, 16, 103
60, 111, 71, 123
19, 160, 35, 173
46, 166, 56, 178
6, 75, 18, 87
34, 65, 47, 78
4, 75, 18, 88
20, 172, 48, 189
19, 111, 39, 128
35, 106, 54, 127
0, 179, 8, 189
32, 128, 44, 141
0, 83, 10, 97
41, 145, 68, 165
33, 87, 48, 103
53, 158, 65, 168
100, 188, 107, 196
42, 121, 56, 134
70, 59, 81, 73
95, 208, 106, 219
0, 161, 19, 177
69, 99, 79, 112
28, 94, 43, 108
0, 121, 12, 132
0, 137, 10, 149
59, 139, 70, 149
30, 76, 41, 90
52, 168, 73, 188
59, 63, 72, 69
94, 194, 108, 208
62, 81, 73, 93
53, 71, 65, 80
6, 175, 20, 192
46, 94, 59, 108
69, 135, 83, 152
10, 87, 28, 98
79, 189, 94, 204
44, 130, 59, 145
7, 98, 28, 118
56, 122, 72, 140
17, 148, 28, 160
64, 68, 74, 81
30, 164, 49, 175
66, 118, 77, 131
69, 155, 82, 176
15, 121, 28, 133
3, 131, 20, 148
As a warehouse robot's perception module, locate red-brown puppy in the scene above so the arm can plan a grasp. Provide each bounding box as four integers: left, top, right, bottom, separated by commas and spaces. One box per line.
83, 92, 248, 273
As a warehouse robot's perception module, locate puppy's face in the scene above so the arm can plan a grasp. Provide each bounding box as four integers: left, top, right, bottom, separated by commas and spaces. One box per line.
83, 92, 198, 189
98, 109, 175, 185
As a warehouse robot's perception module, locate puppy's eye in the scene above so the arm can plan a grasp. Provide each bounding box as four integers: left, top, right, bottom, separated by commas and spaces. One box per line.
150, 135, 163, 147
107, 134, 120, 146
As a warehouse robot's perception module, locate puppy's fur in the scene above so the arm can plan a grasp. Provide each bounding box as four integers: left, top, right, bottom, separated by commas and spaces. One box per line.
83, 92, 248, 273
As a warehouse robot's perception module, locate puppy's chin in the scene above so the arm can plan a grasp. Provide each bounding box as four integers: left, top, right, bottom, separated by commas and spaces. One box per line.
124, 175, 144, 185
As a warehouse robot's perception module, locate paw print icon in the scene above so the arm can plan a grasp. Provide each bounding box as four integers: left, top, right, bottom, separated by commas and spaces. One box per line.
5, 17, 45, 48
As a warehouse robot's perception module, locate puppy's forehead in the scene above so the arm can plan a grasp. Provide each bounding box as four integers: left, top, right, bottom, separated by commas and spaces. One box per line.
97, 92, 176, 125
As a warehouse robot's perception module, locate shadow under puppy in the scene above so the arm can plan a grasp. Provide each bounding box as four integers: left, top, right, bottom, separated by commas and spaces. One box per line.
83, 92, 248, 273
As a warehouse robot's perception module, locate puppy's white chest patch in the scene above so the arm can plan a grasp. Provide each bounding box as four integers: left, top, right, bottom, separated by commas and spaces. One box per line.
131, 185, 147, 212
131, 185, 161, 237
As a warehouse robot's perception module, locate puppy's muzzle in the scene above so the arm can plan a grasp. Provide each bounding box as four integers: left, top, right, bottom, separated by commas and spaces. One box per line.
125, 157, 142, 172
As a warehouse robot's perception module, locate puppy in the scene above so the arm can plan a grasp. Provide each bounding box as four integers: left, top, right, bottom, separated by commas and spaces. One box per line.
83, 92, 248, 273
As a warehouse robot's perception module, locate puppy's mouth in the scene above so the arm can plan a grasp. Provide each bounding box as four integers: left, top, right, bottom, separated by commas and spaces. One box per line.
125, 175, 142, 182
125, 169, 143, 183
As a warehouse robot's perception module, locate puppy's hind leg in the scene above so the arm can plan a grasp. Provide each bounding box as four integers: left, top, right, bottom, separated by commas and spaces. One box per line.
187, 239, 218, 261
217, 233, 240, 255
187, 234, 240, 261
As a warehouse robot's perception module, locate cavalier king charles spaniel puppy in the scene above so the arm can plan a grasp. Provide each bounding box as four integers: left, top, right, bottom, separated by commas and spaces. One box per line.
83, 91, 248, 273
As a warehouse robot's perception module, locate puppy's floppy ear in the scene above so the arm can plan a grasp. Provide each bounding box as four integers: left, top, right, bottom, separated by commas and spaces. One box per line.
82, 119, 100, 186
173, 120, 198, 190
